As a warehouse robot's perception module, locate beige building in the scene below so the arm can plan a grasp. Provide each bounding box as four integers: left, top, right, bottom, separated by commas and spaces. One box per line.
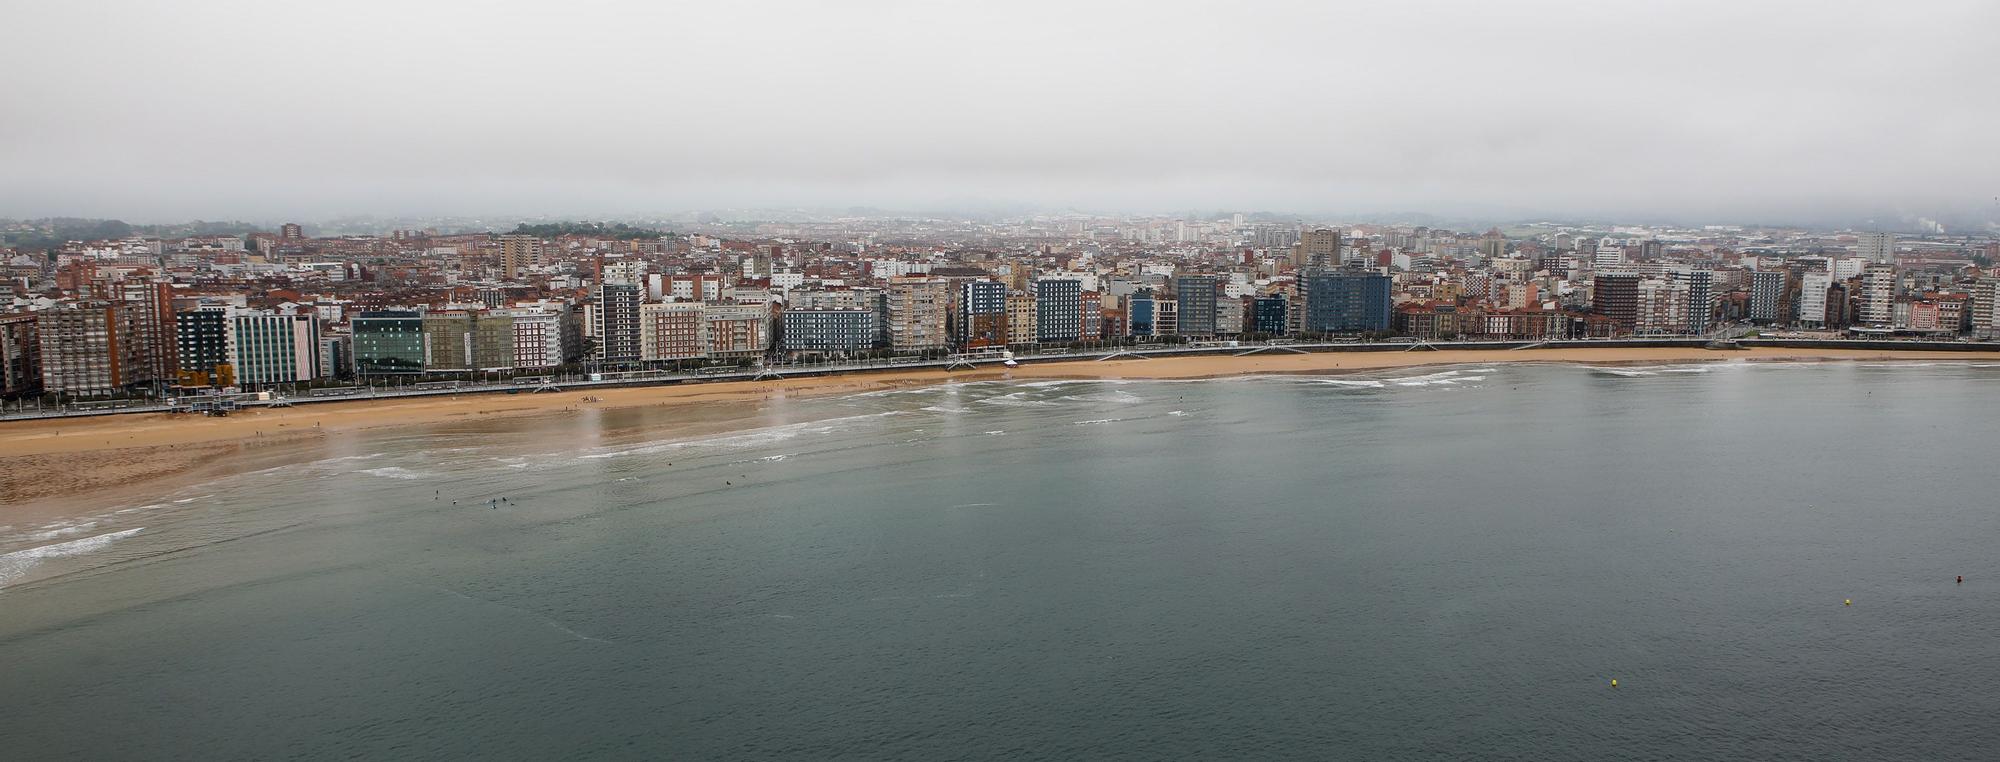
1006, 292, 1037, 346
639, 302, 707, 362
500, 235, 540, 280
702, 303, 771, 359
885, 278, 948, 351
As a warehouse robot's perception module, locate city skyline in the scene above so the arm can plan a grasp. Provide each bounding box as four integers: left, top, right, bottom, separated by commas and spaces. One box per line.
4, 1, 1997, 224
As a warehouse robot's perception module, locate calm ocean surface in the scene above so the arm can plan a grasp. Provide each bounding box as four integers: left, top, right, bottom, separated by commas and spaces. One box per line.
4, 360, 1999, 760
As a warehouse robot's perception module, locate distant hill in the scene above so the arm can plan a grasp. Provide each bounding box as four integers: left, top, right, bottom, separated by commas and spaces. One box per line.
507, 221, 668, 240
0, 218, 267, 251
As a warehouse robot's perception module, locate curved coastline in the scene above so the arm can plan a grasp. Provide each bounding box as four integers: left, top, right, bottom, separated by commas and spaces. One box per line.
5, 345, 2000, 510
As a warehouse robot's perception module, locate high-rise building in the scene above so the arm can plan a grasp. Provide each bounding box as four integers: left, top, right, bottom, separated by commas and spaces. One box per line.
1748, 270, 1786, 324
1293, 229, 1341, 269
1797, 272, 1833, 328
1300, 270, 1392, 334
1676, 270, 1715, 334
1635, 278, 1690, 335
0, 312, 40, 399
1856, 232, 1895, 264
174, 307, 233, 386
1174, 275, 1219, 337
593, 283, 643, 366
1479, 229, 1508, 260
1006, 292, 1038, 345
37, 301, 162, 397
1252, 294, 1288, 336
1971, 279, 2000, 338
957, 280, 1007, 349
885, 278, 949, 352
116, 281, 177, 383
353, 311, 426, 377
1033, 278, 1083, 344
232, 312, 321, 386
1594, 273, 1643, 333
500, 234, 540, 280
279, 223, 303, 241
1860, 263, 1896, 325
1122, 289, 1154, 338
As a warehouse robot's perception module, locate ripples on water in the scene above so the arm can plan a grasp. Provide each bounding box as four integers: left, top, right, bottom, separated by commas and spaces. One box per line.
4, 360, 1999, 759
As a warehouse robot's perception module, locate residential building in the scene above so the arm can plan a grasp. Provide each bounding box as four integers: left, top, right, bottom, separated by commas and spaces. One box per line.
1300, 270, 1392, 334
1856, 232, 1895, 264
1174, 275, 1219, 337
1034, 278, 1083, 344
957, 280, 1007, 349
37, 301, 161, 397
594, 283, 643, 366
174, 307, 233, 386
885, 278, 948, 352
0, 312, 39, 398
1860, 264, 1896, 326
1595, 273, 1643, 332
703, 302, 771, 359
639, 302, 707, 363
782, 308, 876, 357
1006, 292, 1037, 345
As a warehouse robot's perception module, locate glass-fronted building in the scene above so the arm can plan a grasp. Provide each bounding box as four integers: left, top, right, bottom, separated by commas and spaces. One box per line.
353, 311, 425, 376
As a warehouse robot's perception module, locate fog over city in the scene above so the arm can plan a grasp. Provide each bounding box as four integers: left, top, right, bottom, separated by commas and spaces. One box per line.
3, 0, 1996, 225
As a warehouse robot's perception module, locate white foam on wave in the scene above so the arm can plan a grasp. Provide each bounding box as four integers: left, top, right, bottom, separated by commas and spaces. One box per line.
313, 453, 386, 466
1387, 369, 1468, 384
847, 381, 991, 398
1167, 410, 1189, 416
921, 405, 973, 414
358, 466, 430, 480
1385, 369, 1489, 387
578, 411, 902, 460
1018, 379, 1133, 389
20, 521, 100, 542
1073, 418, 1124, 425
0, 527, 144, 590
1318, 379, 1387, 388
978, 393, 1058, 408
1587, 364, 1718, 377
1062, 390, 1145, 404
1585, 366, 1654, 377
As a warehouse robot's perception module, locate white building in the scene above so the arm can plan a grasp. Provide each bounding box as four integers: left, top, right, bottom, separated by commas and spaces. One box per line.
1856, 232, 1895, 264
1796, 272, 1832, 328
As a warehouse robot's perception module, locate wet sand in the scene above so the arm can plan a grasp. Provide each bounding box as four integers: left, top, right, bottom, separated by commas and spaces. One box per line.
4, 346, 1998, 511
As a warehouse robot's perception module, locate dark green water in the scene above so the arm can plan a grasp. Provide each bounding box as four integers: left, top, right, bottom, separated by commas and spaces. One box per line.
4, 360, 1998, 760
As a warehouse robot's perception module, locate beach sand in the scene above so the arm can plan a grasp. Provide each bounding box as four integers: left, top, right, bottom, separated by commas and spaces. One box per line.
4, 346, 1997, 512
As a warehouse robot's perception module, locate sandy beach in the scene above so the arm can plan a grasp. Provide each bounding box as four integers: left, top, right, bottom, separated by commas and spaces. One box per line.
4, 345, 1998, 510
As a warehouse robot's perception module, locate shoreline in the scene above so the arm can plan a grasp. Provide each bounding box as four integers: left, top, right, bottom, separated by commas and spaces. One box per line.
6, 345, 2000, 512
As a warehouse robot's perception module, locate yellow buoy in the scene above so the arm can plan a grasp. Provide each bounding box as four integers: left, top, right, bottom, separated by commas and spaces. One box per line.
1610, 679, 1618, 688
1844, 599, 1852, 606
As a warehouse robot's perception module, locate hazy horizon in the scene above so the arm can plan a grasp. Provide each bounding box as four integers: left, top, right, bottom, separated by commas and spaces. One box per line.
4, 0, 1997, 226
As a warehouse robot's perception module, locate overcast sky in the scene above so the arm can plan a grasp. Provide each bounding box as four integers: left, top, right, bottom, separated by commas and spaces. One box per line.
2, 0, 1996, 224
